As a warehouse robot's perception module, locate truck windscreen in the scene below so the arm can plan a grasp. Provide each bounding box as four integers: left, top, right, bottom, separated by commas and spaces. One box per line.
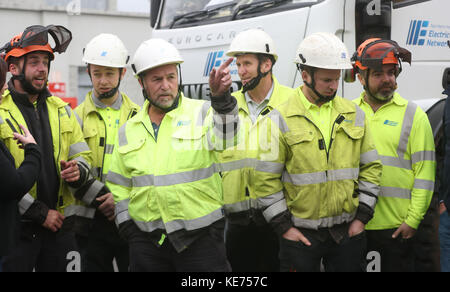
158, 0, 322, 29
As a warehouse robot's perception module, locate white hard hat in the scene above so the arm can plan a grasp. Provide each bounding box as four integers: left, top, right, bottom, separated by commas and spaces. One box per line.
83, 33, 129, 68
131, 38, 184, 77
227, 29, 278, 61
294, 32, 352, 70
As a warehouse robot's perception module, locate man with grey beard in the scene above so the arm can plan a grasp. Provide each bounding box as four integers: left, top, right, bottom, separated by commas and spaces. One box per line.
352, 38, 436, 272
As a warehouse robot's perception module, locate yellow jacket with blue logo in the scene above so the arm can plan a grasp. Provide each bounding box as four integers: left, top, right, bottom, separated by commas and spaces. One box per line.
0, 89, 92, 218
75, 92, 140, 182
353, 92, 435, 230
106, 94, 239, 239
253, 87, 382, 234
219, 77, 294, 221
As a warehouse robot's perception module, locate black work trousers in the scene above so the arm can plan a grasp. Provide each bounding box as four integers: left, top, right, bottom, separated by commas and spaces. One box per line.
366, 229, 415, 272
127, 227, 230, 272
76, 215, 129, 272
279, 226, 367, 272
226, 221, 280, 272
2, 222, 79, 272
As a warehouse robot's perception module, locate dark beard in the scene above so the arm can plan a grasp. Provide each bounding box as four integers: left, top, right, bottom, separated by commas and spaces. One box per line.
20, 77, 47, 95
97, 86, 119, 100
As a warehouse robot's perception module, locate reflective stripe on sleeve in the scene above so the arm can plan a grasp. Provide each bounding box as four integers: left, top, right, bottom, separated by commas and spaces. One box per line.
69, 141, 90, 157
18, 193, 35, 215
413, 178, 434, 191
411, 150, 436, 165
82, 180, 104, 205
268, 108, 289, 133
359, 193, 377, 209
360, 149, 379, 166
262, 199, 288, 222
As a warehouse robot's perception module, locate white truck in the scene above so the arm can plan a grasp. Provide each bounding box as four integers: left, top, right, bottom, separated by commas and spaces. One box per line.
149, 0, 450, 104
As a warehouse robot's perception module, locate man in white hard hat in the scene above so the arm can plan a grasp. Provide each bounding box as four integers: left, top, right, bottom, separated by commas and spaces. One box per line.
252, 32, 382, 272
220, 28, 294, 272
74, 33, 140, 272
105, 38, 239, 271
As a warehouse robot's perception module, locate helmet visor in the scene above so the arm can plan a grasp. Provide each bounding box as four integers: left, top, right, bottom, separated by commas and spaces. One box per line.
358, 40, 411, 71
19, 25, 72, 54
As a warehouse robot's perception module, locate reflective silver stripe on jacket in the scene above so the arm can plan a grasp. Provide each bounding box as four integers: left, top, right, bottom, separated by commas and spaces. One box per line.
282, 168, 359, 185
106, 171, 133, 188
164, 208, 223, 233
292, 211, 356, 230
133, 208, 224, 234
359, 193, 377, 209
411, 150, 436, 165
118, 124, 128, 147
255, 160, 284, 174
115, 199, 131, 226
267, 108, 290, 133
196, 101, 211, 127
219, 158, 256, 172
380, 186, 411, 199
18, 193, 35, 215
360, 149, 379, 166
82, 180, 104, 205
104, 144, 115, 155
224, 199, 252, 214
64, 204, 96, 219
359, 180, 380, 200
379, 102, 419, 170
258, 191, 288, 222
74, 111, 83, 129
69, 141, 90, 157
354, 105, 366, 127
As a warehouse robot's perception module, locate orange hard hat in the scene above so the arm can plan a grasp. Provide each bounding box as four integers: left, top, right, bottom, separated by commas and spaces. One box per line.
353, 38, 411, 71
1, 25, 72, 65
3, 33, 54, 62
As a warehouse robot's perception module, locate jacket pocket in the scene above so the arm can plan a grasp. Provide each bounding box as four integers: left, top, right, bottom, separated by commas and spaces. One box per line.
284, 129, 314, 146
340, 123, 364, 140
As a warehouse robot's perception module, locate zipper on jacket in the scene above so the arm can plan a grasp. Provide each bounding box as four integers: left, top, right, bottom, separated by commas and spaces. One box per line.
96, 112, 107, 182
57, 107, 64, 208
8, 112, 24, 135
327, 115, 345, 161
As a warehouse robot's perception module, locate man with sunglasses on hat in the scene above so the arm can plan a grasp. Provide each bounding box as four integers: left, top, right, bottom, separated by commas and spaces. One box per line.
352, 38, 436, 272
0, 25, 98, 272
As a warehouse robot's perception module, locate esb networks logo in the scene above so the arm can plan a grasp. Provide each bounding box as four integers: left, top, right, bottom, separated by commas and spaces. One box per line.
203, 51, 227, 77
406, 20, 429, 46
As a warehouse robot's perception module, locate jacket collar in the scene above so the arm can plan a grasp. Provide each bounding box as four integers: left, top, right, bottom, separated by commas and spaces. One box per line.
1, 80, 65, 110
83, 91, 138, 115
235, 76, 283, 114
285, 86, 355, 118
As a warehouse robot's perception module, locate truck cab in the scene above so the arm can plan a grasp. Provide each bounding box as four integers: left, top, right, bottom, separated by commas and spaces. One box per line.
149, 0, 450, 103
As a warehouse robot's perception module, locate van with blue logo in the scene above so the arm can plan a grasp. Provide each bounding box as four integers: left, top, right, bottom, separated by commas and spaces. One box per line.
148, 0, 449, 104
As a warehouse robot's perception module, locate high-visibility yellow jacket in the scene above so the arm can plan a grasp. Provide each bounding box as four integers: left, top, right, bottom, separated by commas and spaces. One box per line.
106, 94, 239, 235
253, 87, 382, 231
354, 92, 436, 230
0, 90, 92, 217
219, 77, 294, 218
75, 92, 140, 182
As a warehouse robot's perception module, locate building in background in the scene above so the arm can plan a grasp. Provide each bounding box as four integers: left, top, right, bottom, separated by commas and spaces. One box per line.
0, 0, 151, 107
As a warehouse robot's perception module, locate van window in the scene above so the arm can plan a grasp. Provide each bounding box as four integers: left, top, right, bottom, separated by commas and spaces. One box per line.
158, 0, 323, 29
392, 0, 431, 9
